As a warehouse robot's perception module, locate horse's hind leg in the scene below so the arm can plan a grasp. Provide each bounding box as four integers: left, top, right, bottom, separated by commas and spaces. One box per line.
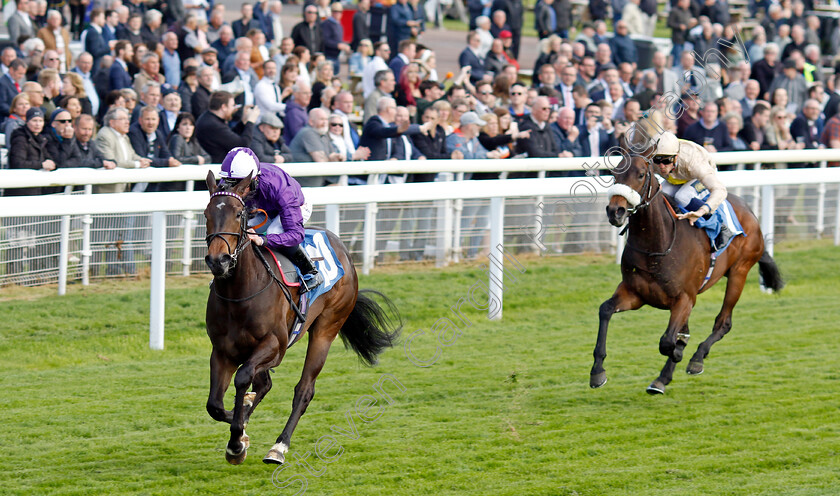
648, 324, 689, 395
591, 283, 643, 389
265, 321, 341, 465
207, 349, 236, 424
687, 267, 749, 375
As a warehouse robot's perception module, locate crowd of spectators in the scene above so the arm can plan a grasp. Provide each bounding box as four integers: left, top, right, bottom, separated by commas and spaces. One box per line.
2, 0, 840, 263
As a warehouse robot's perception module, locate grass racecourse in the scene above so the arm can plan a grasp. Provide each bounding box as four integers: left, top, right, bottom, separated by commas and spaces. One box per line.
1, 240, 839, 496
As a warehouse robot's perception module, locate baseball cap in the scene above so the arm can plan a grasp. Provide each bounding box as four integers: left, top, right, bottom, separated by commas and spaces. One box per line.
499, 30, 513, 39
460, 111, 486, 126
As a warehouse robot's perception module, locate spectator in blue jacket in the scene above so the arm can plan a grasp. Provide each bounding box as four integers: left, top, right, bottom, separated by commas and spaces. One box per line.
458, 31, 489, 85
82, 9, 111, 71
321, 2, 350, 73
609, 20, 637, 68
388, 0, 420, 54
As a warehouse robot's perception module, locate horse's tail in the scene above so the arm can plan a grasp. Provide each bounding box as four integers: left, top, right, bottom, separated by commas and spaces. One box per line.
758, 251, 785, 292
339, 289, 403, 366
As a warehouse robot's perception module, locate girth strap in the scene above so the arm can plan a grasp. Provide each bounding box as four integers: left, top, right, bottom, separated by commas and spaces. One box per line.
699, 252, 717, 291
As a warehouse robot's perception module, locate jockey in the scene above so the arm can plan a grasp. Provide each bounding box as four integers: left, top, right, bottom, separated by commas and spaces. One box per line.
219, 147, 324, 293
650, 131, 733, 248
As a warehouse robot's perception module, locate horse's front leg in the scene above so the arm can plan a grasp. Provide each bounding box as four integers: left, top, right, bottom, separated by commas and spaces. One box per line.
647, 323, 689, 395
207, 348, 236, 424
226, 336, 280, 465
658, 294, 694, 362
591, 283, 643, 388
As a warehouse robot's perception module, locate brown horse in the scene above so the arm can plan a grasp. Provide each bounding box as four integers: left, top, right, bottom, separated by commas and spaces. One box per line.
203, 171, 401, 464
591, 139, 784, 394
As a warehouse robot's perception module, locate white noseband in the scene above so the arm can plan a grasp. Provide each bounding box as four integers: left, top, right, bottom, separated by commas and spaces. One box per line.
606, 183, 642, 208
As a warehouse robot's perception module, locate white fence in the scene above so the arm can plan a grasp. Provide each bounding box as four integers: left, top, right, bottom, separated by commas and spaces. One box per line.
2, 151, 840, 349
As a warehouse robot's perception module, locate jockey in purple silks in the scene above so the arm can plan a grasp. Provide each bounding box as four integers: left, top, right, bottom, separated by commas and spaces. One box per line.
219, 147, 323, 293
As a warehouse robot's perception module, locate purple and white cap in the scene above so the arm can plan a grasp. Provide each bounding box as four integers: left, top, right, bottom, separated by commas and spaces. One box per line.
220, 147, 261, 179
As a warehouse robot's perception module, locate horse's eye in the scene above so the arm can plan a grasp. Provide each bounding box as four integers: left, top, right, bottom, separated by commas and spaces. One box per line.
638, 172, 646, 179
236, 211, 243, 219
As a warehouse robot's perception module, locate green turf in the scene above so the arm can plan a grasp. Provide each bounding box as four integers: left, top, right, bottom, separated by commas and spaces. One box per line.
2, 241, 839, 495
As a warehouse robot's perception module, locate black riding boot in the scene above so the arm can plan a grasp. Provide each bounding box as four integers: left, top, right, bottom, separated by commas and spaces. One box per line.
714, 225, 733, 251
288, 244, 323, 293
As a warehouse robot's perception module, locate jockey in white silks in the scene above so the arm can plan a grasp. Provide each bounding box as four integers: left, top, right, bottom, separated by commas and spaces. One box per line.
650, 131, 732, 247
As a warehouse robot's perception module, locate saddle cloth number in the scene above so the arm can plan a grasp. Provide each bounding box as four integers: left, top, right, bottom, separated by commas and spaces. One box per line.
305, 231, 340, 287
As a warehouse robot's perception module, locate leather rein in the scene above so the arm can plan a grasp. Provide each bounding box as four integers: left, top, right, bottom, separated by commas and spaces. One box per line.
620, 165, 678, 258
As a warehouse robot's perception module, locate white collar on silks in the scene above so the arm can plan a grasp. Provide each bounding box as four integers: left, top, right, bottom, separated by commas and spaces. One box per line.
606, 183, 641, 208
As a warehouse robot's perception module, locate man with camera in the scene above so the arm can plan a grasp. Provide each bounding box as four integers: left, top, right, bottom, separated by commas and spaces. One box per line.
196, 90, 261, 163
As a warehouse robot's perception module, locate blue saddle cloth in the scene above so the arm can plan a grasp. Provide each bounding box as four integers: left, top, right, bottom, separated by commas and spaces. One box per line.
298, 229, 345, 306
677, 200, 745, 255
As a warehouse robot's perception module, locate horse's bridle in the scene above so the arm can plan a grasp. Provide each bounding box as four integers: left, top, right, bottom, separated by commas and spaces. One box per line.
620, 163, 677, 257
626, 164, 663, 216
205, 191, 251, 268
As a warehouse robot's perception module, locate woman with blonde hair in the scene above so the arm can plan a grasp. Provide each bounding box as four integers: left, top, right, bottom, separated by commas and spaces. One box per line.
61, 72, 92, 116
432, 100, 454, 135
310, 60, 334, 111
479, 111, 529, 161
764, 105, 802, 151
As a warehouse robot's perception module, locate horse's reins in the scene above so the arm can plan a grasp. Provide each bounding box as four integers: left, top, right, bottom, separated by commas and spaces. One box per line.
620, 166, 678, 258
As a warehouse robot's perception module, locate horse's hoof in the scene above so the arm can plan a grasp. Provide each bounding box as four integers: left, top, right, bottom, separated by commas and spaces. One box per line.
244, 392, 257, 408
263, 449, 286, 465
225, 446, 247, 465
686, 361, 704, 375
590, 371, 607, 389
646, 380, 666, 395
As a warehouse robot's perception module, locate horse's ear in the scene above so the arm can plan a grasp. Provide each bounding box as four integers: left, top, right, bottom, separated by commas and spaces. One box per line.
233, 171, 253, 195
206, 170, 217, 194
617, 132, 629, 153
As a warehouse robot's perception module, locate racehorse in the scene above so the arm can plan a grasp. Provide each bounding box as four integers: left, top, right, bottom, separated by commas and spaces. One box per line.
203, 171, 401, 464
591, 125, 784, 394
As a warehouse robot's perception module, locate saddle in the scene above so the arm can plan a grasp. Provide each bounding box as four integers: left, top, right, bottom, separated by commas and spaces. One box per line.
262, 247, 302, 288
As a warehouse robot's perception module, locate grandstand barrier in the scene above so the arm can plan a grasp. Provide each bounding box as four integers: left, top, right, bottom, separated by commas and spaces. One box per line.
2, 151, 840, 349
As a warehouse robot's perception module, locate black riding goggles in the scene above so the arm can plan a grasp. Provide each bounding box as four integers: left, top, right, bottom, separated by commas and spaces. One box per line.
652, 155, 676, 165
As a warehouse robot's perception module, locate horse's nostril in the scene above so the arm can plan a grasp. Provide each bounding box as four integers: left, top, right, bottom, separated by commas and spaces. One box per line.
616, 207, 626, 217
220, 254, 232, 266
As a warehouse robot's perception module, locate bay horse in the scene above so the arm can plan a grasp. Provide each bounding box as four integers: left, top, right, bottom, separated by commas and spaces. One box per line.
203, 171, 401, 464
591, 133, 784, 394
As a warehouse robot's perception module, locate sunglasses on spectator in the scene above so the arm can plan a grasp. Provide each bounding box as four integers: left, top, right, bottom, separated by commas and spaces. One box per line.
330, 122, 343, 127
510, 92, 523, 96
54, 118, 72, 123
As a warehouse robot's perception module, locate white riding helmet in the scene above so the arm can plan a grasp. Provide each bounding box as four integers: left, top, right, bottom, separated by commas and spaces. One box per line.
654, 131, 680, 157
219, 147, 261, 180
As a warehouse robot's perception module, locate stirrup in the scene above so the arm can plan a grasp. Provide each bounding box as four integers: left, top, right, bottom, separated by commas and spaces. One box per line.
298, 273, 323, 293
